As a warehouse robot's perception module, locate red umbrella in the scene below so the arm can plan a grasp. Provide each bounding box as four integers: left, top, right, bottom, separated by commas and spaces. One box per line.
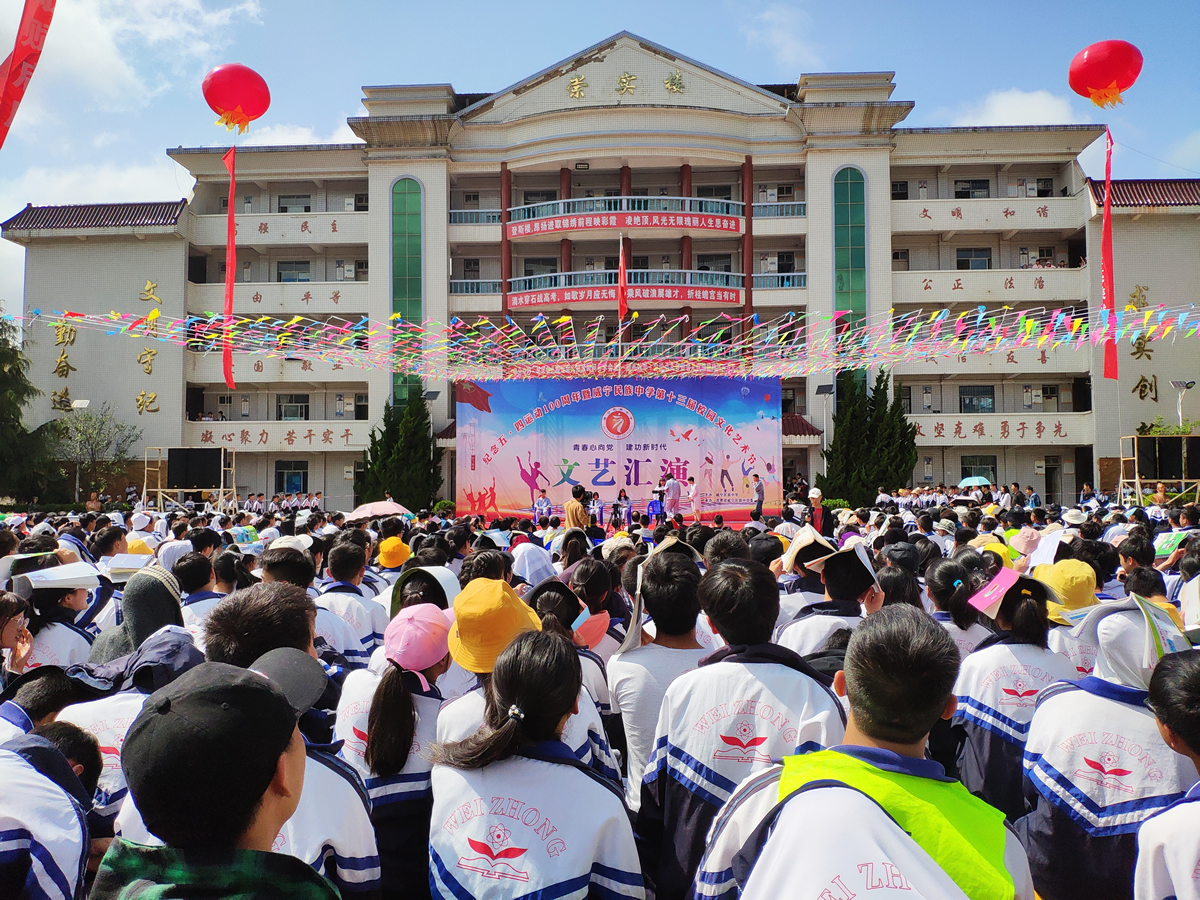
344, 500, 412, 522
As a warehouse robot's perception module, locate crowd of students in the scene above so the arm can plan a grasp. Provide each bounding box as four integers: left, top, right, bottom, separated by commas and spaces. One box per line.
2, 493, 1200, 899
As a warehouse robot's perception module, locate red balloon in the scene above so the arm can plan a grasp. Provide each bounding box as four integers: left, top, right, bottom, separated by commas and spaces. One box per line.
1068, 40, 1143, 108
202, 63, 271, 133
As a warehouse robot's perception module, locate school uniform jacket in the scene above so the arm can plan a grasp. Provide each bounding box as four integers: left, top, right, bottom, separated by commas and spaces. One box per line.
336, 668, 442, 899
428, 741, 644, 900
57, 692, 149, 832
636, 644, 846, 900
1016, 677, 1200, 900
27, 622, 94, 670
316, 608, 370, 668
0, 735, 92, 900
116, 743, 381, 897
0, 700, 33, 745
1046, 625, 1098, 678
436, 684, 620, 785
178, 590, 226, 631
951, 635, 1077, 821
1135, 782, 1200, 900
773, 599, 862, 657
931, 611, 994, 657
316, 583, 383, 655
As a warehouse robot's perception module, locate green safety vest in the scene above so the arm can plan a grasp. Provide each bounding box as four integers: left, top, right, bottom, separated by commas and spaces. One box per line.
778, 750, 1014, 900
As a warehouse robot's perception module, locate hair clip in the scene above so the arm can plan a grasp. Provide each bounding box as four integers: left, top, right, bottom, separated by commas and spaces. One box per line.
953, 579, 963, 589
507, 704, 525, 721
1021, 589, 1033, 597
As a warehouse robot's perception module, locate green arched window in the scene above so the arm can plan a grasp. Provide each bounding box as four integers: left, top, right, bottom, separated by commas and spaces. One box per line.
833, 167, 866, 322
392, 178, 423, 405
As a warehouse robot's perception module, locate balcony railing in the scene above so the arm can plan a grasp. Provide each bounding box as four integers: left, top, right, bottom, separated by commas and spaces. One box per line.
448, 209, 502, 224
449, 279, 503, 294
752, 273, 807, 289
509, 196, 744, 221
752, 201, 807, 218
508, 268, 743, 293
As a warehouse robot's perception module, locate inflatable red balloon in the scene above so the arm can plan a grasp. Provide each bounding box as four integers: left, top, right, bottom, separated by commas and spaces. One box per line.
202, 64, 271, 133
1068, 40, 1143, 108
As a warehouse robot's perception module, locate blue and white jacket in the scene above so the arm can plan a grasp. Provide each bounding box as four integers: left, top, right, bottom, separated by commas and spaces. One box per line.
636, 643, 845, 900
1135, 781, 1200, 900
1016, 677, 1199, 900
317, 582, 385, 654
429, 741, 643, 899
773, 598, 862, 657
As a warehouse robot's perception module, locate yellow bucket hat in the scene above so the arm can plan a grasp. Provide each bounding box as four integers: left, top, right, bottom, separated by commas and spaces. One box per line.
980, 543, 1014, 568
1032, 559, 1098, 626
378, 536, 410, 569
447, 578, 541, 674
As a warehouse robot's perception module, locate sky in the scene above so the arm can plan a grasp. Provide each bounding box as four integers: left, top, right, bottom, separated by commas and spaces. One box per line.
1, 0, 1198, 311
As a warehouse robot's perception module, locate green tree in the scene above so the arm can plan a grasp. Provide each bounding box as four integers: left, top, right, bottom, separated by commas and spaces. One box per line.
356, 394, 444, 511
56, 403, 143, 501
0, 321, 63, 500
356, 401, 402, 503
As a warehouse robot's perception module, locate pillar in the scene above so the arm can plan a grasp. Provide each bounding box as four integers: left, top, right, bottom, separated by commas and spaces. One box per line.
622, 235, 632, 265
741, 155, 754, 315
560, 237, 572, 276
620, 165, 632, 197
680, 163, 692, 199
681, 235, 692, 272
560, 167, 572, 204
500, 162, 511, 312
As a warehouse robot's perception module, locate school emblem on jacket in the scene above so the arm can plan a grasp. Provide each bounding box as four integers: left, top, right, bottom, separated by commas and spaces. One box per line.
713, 720, 772, 764
1075, 751, 1134, 793
457, 824, 530, 882
998, 678, 1040, 708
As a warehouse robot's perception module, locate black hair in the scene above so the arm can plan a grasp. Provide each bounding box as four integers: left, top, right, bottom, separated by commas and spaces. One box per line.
1149, 650, 1200, 754
12, 667, 77, 722
1124, 566, 1167, 600
32, 721, 102, 797
703, 530, 749, 569
1180, 550, 1200, 584
459, 550, 506, 587
843, 604, 960, 744
925, 558, 978, 630
327, 541, 367, 581
211, 548, 255, 590
366, 665, 425, 778
203, 583, 317, 666
559, 530, 589, 569
186, 528, 223, 555
0, 530, 18, 557
954, 527, 978, 546
90, 526, 127, 558
638, 553, 701, 636
394, 571, 449, 614
431, 631, 581, 770
569, 558, 610, 613
1119, 535, 1156, 568
258, 547, 315, 589
996, 577, 1053, 647
411, 547, 448, 568
911, 537, 942, 577
0, 591, 31, 636
698, 559, 779, 645
532, 581, 580, 638
1076, 539, 1119, 584
172, 552, 214, 595
877, 566, 922, 609
685, 525, 716, 556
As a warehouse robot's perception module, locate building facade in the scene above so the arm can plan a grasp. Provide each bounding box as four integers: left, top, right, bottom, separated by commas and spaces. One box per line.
5, 32, 1200, 510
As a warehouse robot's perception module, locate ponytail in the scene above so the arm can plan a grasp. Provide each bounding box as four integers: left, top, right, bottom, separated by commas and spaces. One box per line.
365, 663, 417, 777
569, 558, 610, 614
431, 631, 581, 771
925, 558, 978, 631
531, 582, 579, 639
998, 577, 1051, 648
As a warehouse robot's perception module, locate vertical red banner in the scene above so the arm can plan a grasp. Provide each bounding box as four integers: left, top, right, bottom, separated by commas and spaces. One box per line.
1101, 126, 1118, 380
617, 235, 628, 321
221, 146, 237, 389
0, 0, 56, 151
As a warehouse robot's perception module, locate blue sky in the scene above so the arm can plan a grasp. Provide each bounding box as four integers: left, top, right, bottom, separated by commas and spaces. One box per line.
1, 0, 1198, 309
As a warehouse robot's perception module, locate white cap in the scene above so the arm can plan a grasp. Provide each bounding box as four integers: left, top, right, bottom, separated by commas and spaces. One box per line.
808, 488, 822, 500
271, 534, 313, 552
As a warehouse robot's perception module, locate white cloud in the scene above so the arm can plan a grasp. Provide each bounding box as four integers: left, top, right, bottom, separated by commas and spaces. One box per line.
741, 4, 823, 72
1166, 129, 1200, 175
950, 89, 1088, 127
241, 120, 363, 146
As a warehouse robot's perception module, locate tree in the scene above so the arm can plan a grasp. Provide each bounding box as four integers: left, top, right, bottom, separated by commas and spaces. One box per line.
56, 403, 143, 500
356, 401, 402, 503
0, 320, 62, 500
356, 394, 444, 511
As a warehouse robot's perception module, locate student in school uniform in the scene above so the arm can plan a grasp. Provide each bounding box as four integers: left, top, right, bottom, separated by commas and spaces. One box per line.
924, 558, 993, 656
638, 558, 846, 900
1037, 558, 1102, 677
317, 541, 386, 658
336, 604, 453, 900
775, 544, 881, 657
1017, 597, 1197, 900
693, 605, 1035, 900
12, 559, 99, 670
384, 565, 475, 701
952, 575, 1077, 821
88, 566, 184, 665
428, 630, 644, 900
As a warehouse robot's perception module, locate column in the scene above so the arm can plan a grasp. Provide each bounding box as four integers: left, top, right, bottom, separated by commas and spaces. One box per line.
559, 168, 573, 279
560, 237, 572, 276
681, 235, 692, 272
620, 165, 632, 197
680, 164, 693, 271
560, 167, 572, 203
742, 155, 754, 315
500, 162, 511, 312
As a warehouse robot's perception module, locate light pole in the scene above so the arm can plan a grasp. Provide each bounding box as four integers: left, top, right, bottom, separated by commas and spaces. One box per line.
1169, 380, 1195, 430
815, 382, 834, 477
69, 399, 90, 502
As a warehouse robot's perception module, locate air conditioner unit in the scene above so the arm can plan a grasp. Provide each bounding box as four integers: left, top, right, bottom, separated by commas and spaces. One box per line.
344, 196, 355, 212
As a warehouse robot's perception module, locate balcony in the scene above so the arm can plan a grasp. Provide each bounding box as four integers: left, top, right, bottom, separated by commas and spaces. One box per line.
185, 281, 368, 315
752, 202, 808, 238
909, 411, 1094, 447
187, 211, 368, 248
752, 201, 806, 218
892, 267, 1086, 305
508, 269, 743, 310
449, 210, 502, 224
894, 345, 1089, 377
449, 280, 503, 294
752, 273, 807, 308
186, 352, 363, 384
506, 196, 744, 241
891, 197, 1084, 235
182, 420, 370, 453
448, 280, 503, 313
448, 209, 502, 245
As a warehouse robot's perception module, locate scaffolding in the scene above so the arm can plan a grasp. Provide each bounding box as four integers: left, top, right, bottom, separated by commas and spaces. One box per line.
1117, 436, 1200, 505
142, 447, 237, 512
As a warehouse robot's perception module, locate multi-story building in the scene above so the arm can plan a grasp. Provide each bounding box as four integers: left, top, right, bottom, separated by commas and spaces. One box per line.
5, 32, 1199, 509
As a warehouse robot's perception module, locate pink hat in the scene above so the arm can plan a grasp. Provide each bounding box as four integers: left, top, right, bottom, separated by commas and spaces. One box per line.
1009, 526, 1041, 556
384, 603, 453, 691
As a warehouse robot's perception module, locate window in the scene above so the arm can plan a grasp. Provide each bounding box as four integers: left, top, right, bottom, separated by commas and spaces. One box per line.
1038, 246, 1056, 263
392, 177, 422, 325
777, 251, 795, 274
354, 193, 369, 212
217, 394, 232, 407
891, 181, 909, 200
355, 260, 369, 282
276, 394, 310, 421
278, 194, 312, 213
462, 192, 479, 209
696, 185, 733, 200
891, 249, 909, 272
961, 455, 998, 485
953, 179, 990, 199
834, 167, 866, 321
355, 393, 369, 420
777, 184, 794, 201
462, 258, 480, 280
696, 253, 732, 272
523, 258, 558, 277
900, 385, 912, 414
959, 385, 995, 414
956, 248, 992, 270
522, 190, 557, 205
275, 460, 309, 495
1036, 178, 1054, 198
219, 196, 229, 211
277, 261, 311, 283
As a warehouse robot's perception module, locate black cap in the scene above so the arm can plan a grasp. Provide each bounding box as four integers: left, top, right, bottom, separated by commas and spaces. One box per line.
122, 647, 326, 844
748, 534, 785, 566
880, 542, 920, 575
821, 543, 880, 603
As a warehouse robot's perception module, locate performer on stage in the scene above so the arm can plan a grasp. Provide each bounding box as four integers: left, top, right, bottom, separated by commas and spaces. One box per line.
687, 476, 700, 524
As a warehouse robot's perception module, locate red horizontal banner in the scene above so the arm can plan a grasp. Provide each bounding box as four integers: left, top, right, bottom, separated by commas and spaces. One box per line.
507, 211, 743, 239
509, 284, 742, 310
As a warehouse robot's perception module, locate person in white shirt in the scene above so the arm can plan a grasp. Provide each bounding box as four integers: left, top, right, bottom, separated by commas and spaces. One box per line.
775, 544, 880, 657
317, 541, 386, 656
687, 476, 700, 524
608, 553, 709, 811
429, 630, 644, 899
924, 558, 993, 656
663, 474, 682, 518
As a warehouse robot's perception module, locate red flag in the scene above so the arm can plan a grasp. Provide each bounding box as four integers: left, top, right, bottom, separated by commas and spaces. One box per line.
457, 380, 492, 413
0, 0, 56, 152
1101, 126, 1117, 380
221, 146, 237, 389
617, 237, 628, 320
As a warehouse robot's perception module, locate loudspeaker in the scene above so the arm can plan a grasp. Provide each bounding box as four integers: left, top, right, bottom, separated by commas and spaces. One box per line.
1157, 437, 1184, 481
1188, 438, 1200, 479
165, 448, 224, 488
1136, 437, 1158, 480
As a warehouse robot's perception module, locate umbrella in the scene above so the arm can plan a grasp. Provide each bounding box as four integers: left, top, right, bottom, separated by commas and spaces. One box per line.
344, 500, 411, 523
958, 476, 991, 488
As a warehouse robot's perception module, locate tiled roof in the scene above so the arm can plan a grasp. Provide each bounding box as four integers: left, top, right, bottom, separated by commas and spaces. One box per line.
782, 413, 822, 437
435, 421, 456, 440
1, 200, 187, 231
1088, 179, 1200, 208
